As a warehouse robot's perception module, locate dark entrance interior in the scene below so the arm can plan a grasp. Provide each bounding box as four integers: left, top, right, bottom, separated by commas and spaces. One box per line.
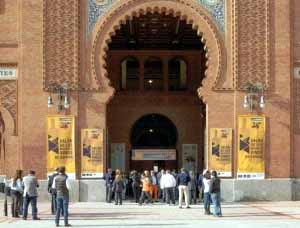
106, 12, 207, 173
130, 114, 178, 171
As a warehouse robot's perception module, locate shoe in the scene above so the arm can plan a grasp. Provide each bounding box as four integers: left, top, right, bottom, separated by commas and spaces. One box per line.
186, 206, 191, 209
179, 206, 182, 209
65, 224, 72, 227
33, 217, 40, 220
56, 225, 59, 227
22, 217, 27, 220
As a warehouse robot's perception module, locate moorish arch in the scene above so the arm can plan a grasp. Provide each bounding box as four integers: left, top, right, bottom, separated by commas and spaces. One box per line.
90, 0, 226, 102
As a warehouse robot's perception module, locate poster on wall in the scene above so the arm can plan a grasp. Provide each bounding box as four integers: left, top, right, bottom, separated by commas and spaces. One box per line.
182, 144, 198, 171
46, 115, 75, 179
81, 129, 104, 178
237, 115, 265, 179
209, 128, 232, 177
132, 149, 176, 160
110, 143, 125, 171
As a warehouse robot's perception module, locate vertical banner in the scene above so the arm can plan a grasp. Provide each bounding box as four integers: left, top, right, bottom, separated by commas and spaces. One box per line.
81, 129, 104, 178
47, 115, 75, 179
237, 115, 265, 179
209, 128, 232, 177
110, 143, 125, 171
182, 144, 198, 171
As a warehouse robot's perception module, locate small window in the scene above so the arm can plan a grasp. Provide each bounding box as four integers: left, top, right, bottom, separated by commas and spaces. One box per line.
168, 58, 187, 91
120, 57, 139, 90
144, 57, 163, 91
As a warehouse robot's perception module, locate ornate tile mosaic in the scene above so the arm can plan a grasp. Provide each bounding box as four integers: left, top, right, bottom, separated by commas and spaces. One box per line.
87, 0, 225, 33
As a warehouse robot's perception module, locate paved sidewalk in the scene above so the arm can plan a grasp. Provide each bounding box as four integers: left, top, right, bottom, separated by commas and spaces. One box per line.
1, 201, 300, 228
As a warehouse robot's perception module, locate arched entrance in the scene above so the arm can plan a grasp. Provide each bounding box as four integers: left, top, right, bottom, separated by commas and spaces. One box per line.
106, 11, 206, 173
130, 114, 178, 171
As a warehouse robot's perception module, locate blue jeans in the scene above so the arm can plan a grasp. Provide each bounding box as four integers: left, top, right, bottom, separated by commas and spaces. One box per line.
203, 192, 211, 211
211, 192, 222, 216
55, 195, 69, 225
23, 194, 38, 219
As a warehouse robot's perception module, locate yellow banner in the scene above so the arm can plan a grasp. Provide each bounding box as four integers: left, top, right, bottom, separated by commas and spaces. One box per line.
209, 128, 232, 177
47, 115, 75, 178
81, 129, 104, 178
237, 115, 265, 179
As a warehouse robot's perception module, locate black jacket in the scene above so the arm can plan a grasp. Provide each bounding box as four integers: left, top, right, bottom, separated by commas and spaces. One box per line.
177, 172, 191, 186
210, 177, 221, 193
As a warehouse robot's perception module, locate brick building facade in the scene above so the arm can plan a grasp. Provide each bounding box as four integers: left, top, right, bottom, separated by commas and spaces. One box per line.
0, 0, 299, 201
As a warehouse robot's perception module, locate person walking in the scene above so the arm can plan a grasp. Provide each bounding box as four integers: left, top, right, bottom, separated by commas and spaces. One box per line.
139, 171, 152, 205
22, 170, 40, 220
10, 170, 23, 217
210, 170, 222, 217
52, 166, 71, 227
104, 168, 114, 203
112, 171, 125, 205
130, 170, 140, 203
177, 168, 191, 209
48, 168, 59, 215
203, 170, 212, 215
160, 170, 176, 205
150, 170, 158, 202
188, 170, 197, 205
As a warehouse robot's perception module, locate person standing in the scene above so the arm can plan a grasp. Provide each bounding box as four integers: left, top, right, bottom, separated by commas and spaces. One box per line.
112, 172, 125, 205
104, 168, 114, 203
22, 170, 40, 220
52, 166, 71, 227
197, 172, 204, 202
210, 171, 222, 217
203, 170, 212, 215
188, 170, 197, 205
150, 171, 158, 202
48, 168, 59, 215
160, 170, 176, 205
130, 170, 140, 203
10, 170, 23, 217
177, 168, 191, 209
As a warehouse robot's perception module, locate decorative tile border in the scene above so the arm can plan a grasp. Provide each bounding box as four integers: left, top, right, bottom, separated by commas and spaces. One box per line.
87, 0, 225, 34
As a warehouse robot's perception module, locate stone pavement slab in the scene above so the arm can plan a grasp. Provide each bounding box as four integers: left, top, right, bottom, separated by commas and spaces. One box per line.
1, 201, 300, 228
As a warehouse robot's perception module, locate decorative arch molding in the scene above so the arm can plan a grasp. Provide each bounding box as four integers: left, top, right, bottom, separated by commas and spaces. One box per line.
89, 0, 228, 100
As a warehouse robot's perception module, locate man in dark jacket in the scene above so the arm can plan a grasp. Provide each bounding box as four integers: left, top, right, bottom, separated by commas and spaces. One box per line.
104, 168, 114, 203
176, 168, 191, 208
48, 168, 59, 215
52, 166, 71, 227
210, 170, 222, 217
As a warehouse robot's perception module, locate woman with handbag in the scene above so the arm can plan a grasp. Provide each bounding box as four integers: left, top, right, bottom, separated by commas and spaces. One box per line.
10, 170, 23, 217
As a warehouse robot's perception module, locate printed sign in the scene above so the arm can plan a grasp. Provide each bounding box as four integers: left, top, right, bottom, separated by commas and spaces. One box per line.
237, 115, 265, 179
81, 129, 104, 178
47, 115, 75, 179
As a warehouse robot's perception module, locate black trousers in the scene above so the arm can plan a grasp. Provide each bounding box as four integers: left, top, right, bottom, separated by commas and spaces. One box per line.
139, 191, 152, 204
11, 191, 22, 217
132, 183, 140, 203
106, 185, 113, 202
114, 192, 122, 205
165, 187, 175, 204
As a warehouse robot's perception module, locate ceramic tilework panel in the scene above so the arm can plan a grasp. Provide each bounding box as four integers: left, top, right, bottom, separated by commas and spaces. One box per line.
0, 80, 17, 134
43, 0, 80, 91
236, 0, 269, 89
87, 0, 225, 34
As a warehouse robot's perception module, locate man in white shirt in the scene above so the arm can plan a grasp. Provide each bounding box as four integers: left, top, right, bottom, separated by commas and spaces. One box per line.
160, 170, 176, 205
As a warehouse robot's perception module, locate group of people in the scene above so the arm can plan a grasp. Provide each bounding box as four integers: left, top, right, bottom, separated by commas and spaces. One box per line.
104, 167, 222, 217
4, 166, 71, 227
2, 166, 222, 227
